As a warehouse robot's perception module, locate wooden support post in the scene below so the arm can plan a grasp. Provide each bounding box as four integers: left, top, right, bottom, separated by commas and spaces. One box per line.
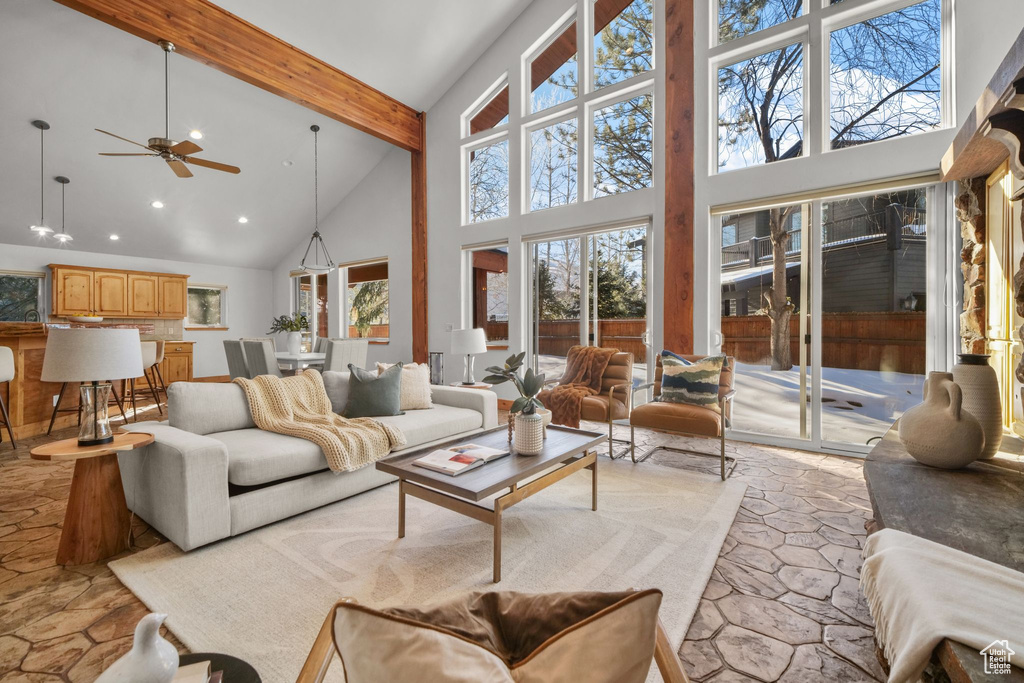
411, 114, 429, 363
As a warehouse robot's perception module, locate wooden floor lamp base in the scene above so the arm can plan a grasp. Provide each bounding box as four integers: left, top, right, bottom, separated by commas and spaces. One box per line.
57, 453, 131, 565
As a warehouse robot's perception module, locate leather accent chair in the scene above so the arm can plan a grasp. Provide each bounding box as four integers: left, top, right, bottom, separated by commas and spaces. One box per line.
629, 355, 737, 480
541, 347, 633, 459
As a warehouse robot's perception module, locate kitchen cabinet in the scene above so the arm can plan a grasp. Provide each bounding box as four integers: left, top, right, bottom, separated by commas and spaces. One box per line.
161, 341, 194, 383
53, 268, 94, 317
158, 276, 187, 319
127, 274, 159, 317
50, 265, 188, 319
93, 272, 128, 317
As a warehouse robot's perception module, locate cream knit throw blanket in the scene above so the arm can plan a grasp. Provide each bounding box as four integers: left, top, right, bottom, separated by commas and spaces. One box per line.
861, 528, 1024, 682
233, 370, 406, 473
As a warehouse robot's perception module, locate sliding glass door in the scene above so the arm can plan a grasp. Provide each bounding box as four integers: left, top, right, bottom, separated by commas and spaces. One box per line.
529, 224, 651, 384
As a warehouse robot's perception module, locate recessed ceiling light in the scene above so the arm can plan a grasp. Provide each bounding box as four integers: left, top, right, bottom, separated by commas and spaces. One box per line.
189, 130, 203, 140
151, 200, 164, 209
282, 160, 293, 167
238, 216, 248, 224
109, 234, 119, 241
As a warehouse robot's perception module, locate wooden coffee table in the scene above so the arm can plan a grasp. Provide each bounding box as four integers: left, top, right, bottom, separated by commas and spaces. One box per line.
30, 431, 153, 565
376, 425, 605, 582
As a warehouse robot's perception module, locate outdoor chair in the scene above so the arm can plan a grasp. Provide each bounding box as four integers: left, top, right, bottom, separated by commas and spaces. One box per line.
629, 354, 737, 480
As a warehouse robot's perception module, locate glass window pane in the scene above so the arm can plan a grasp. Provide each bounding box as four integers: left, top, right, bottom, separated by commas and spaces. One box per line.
468, 139, 509, 223
187, 287, 222, 326
530, 118, 578, 211
718, 42, 804, 171
594, 0, 653, 90
829, 0, 941, 149
469, 246, 510, 343
468, 84, 509, 136
0, 274, 42, 321
820, 190, 927, 445
718, 0, 801, 43
530, 22, 578, 113
348, 279, 389, 340
593, 93, 653, 197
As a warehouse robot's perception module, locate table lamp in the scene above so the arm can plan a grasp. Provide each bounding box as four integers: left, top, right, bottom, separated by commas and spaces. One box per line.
41, 329, 144, 446
450, 328, 487, 385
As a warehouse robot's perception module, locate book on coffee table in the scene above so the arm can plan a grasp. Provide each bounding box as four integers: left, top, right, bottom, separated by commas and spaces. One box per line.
413, 443, 509, 476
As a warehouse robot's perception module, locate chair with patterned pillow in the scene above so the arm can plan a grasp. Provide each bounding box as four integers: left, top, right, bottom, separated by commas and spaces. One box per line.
628, 354, 737, 480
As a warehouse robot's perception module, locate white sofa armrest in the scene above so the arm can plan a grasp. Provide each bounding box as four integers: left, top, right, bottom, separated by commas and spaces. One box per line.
119, 422, 231, 551
429, 385, 499, 430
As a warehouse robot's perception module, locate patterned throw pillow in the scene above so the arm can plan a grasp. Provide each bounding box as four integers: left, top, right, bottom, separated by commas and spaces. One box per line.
658, 352, 726, 412
377, 362, 433, 411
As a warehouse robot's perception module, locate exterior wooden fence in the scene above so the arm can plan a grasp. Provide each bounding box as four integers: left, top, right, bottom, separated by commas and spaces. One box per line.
347, 324, 390, 339
483, 312, 925, 374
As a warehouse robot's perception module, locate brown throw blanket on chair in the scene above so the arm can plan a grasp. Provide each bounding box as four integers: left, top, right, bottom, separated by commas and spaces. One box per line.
538, 345, 618, 429
233, 370, 406, 473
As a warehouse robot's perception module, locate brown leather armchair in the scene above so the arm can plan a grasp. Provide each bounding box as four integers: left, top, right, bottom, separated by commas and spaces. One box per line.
629, 355, 737, 480
541, 348, 633, 459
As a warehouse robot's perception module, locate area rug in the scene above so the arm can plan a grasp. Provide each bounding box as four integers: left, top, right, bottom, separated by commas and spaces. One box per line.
110, 458, 746, 682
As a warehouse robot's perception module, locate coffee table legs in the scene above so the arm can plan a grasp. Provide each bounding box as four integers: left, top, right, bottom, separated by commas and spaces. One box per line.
57, 453, 131, 565
493, 507, 503, 582
398, 481, 406, 539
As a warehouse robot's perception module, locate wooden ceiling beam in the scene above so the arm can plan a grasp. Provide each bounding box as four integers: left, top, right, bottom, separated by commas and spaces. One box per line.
54, 0, 423, 152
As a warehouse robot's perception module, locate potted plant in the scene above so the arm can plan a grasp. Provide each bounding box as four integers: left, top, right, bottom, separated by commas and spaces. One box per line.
268, 313, 309, 356
483, 352, 548, 455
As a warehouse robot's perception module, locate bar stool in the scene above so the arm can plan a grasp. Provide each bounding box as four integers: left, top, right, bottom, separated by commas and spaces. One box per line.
152, 340, 167, 399
130, 341, 163, 421
47, 379, 129, 435
0, 347, 16, 449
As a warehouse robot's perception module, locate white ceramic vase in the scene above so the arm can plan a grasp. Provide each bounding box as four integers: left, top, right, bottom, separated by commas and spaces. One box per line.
286, 331, 302, 356
952, 354, 1002, 459
898, 372, 984, 469
514, 411, 545, 455
95, 613, 178, 683
536, 408, 552, 438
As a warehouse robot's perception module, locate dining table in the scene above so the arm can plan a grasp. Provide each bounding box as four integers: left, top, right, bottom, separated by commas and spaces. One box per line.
275, 351, 326, 371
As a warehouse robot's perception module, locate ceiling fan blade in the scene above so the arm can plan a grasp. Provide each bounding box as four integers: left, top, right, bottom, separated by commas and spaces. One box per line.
99, 153, 159, 156
166, 159, 193, 178
95, 129, 153, 150
182, 156, 241, 174
169, 140, 203, 156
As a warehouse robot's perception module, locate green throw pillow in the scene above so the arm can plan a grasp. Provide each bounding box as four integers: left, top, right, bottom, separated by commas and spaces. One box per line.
344, 363, 405, 418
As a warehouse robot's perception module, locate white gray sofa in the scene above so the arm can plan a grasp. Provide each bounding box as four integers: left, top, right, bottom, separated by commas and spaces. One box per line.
119, 371, 498, 551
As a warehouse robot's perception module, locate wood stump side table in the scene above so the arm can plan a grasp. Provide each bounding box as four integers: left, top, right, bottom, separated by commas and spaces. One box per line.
31, 431, 153, 565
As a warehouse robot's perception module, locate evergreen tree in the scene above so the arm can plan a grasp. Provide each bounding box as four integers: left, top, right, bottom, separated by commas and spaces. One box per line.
350, 280, 389, 338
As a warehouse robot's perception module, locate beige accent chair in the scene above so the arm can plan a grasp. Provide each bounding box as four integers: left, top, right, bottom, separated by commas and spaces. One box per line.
297, 592, 689, 683
323, 338, 369, 372
629, 354, 737, 480
0, 346, 15, 449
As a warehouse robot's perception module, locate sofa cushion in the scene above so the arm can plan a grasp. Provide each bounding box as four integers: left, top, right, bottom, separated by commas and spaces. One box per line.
213, 404, 485, 487
168, 382, 255, 436
322, 370, 351, 414
629, 400, 722, 438
344, 364, 404, 418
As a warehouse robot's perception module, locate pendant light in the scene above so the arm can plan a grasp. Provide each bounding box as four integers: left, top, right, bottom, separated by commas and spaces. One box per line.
54, 176, 73, 244
28, 120, 53, 235
299, 124, 335, 274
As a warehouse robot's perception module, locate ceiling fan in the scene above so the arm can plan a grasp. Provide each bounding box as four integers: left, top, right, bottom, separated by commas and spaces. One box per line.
96, 41, 240, 178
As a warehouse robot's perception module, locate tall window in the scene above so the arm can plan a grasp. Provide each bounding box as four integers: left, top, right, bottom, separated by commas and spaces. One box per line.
345, 261, 389, 341
186, 285, 226, 328
529, 17, 578, 114
0, 272, 44, 321
593, 0, 653, 89
468, 139, 509, 223
593, 93, 653, 197
464, 246, 509, 345
530, 118, 578, 211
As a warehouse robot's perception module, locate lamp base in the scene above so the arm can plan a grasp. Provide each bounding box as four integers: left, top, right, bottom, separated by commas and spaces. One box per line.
78, 383, 114, 448
77, 435, 115, 447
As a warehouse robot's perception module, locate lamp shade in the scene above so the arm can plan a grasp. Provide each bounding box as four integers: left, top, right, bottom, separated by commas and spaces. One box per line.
41, 328, 145, 383
451, 328, 487, 355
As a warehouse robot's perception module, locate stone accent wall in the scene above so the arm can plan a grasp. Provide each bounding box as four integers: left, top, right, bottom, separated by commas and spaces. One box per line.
957, 178, 986, 354
48, 316, 183, 341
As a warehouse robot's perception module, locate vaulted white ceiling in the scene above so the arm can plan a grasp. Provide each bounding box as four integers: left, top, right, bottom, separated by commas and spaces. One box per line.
0, 0, 531, 269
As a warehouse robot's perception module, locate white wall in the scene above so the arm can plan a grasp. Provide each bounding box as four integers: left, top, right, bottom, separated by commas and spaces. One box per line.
0, 243, 272, 378
271, 148, 413, 367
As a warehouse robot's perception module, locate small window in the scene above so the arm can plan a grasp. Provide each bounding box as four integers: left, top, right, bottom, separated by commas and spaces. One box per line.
829, 0, 942, 149
529, 18, 578, 113
718, 0, 801, 43
468, 138, 510, 223
718, 42, 804, 171
186, 285, 226, 327
346, 262, 389, 341
466, 246, 509, 345
530, 117, 578, 211
593, 93, 653, 197
467, 80, 509, 136
0, 272, 44, 321
593, 0, 653, 90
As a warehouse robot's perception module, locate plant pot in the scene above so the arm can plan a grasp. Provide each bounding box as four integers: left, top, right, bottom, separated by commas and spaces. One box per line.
952, 354, 1001, 459
286, 331, 302, 356
514, 412, 545, 455
898, 371, 984, 469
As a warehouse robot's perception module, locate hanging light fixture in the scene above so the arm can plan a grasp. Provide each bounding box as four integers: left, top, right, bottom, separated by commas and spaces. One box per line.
28, 120, 53, 235
54, 176, 73, 244
298, 124, 335, 274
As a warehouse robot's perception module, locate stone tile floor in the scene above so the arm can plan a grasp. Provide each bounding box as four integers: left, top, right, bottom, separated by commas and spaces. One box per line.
0, 415, 882, 682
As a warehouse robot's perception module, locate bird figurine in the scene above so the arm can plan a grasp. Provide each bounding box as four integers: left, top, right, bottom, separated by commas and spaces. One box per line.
96, 613, 179, 682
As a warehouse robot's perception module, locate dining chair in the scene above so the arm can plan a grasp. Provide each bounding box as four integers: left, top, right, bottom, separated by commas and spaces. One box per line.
0, 347, 16, 449
223, 340, 251, 379
323, 339, 369, 372
243, 339, 283, 377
